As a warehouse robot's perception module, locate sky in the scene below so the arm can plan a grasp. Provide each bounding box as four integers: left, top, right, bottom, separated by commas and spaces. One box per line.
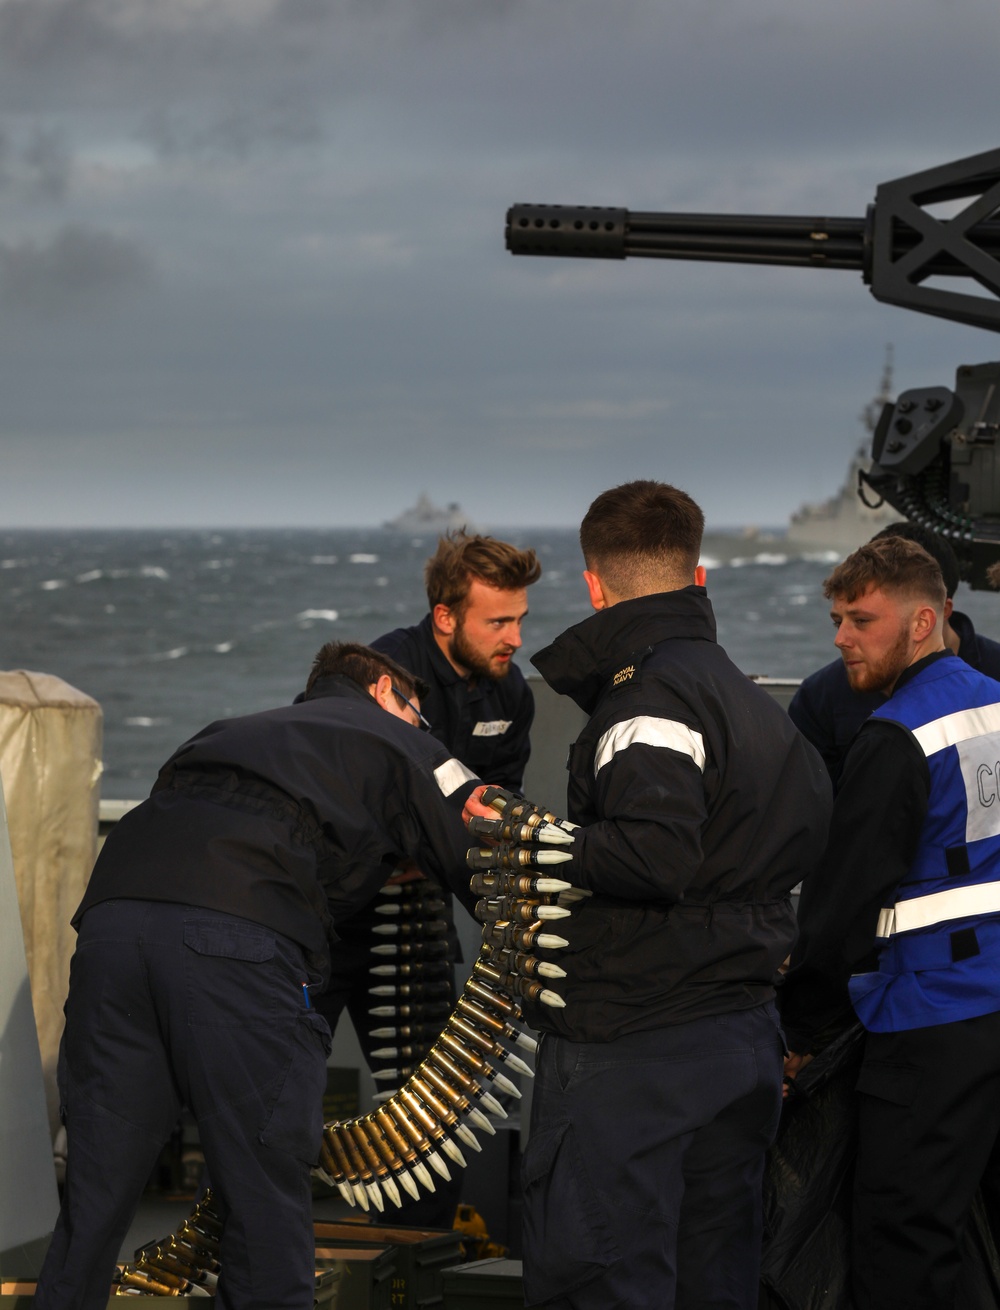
2, 0, 1000, 530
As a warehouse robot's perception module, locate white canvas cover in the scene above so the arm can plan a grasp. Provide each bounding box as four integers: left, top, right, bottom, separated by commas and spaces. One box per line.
0, 671, 102, 1139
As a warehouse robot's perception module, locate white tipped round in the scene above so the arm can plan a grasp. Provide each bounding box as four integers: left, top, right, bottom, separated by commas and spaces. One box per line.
502, 1051, 534, 1078
479, 1091, 508, 1119
533, 878, 573, 893
378, 884, 403, 896
375, 904, 400, 916
373, 1068, 402, 1081
372, 1090, 397, 1103
367, 1183, 385, 1213
369, 1027, 395, 1039
427, 1150, 452, 1182
368, 1006, 396, 1017
536, 933, 569, 950
370, 965, 398, 976
400, 1169, 420, 1202
440, 1137, 468, 1168
492, 1071, 520, 1098
558, 820, 579, 831
372, 924, 399, 936
535, 906, 571, 921
534, 850, 574, 865
371, 944, 398, 956
369, 987, 395, 997
514, 1031, 539, 1053
381, 1178, 403, 1209
537, 961, 567, 979
540, 989, 567, 1008
370, 1046, 396, 1059
535, 823, 576, 845
353, 1183, 370, 1211
467, 1108, 496, 1135
456, 1122, 484, 1150
337, 1182, 356, 1208
413, 1161, 436, 1192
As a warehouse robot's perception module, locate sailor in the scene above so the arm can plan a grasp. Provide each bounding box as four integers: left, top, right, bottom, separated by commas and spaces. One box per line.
35, 642, 485, 1310
313, 531, 541, 1227
781, 537, 1000, 1310
518, 481, 830, 1310
370, 529, 542, 792
789, 521, 1000, 787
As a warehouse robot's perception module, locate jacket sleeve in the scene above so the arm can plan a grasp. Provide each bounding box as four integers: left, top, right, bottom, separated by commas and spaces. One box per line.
568, 704, 709, 902
779, 720, 930, 1051
389, 751, 482, 918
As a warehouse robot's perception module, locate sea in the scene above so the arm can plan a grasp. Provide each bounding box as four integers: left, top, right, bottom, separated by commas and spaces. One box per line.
5, 526, 1000, 801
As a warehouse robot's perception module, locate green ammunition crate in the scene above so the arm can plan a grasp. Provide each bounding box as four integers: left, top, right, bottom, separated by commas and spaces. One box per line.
0, 1268, 339, 1306
441, 1258, 524, 1310
313, 1244, 395, 1310
314, 1220, 465, 1309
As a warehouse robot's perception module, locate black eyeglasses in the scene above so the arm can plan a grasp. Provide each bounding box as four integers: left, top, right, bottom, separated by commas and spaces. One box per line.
391, 686, 432, 732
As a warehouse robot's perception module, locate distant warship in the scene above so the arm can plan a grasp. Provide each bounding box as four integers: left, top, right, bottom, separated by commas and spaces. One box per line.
383, 492, 475, 535
786, 350, 899, 555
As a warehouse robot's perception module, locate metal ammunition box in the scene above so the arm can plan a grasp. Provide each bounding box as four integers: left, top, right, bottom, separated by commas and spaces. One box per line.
314, 1220, 465, 1310
440, 1258, 524, 1310
0, 1269, 339, 1306
313, 1244, 395, 1310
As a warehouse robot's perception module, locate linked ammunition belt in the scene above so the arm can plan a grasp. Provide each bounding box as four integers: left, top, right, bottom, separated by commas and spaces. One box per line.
114, 786, 580, 1293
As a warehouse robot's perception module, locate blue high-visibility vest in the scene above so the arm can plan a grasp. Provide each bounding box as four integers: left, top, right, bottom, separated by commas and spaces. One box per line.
849, 654, 1000, 1032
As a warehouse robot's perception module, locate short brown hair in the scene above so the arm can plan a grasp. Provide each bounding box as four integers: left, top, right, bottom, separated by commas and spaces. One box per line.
823, 537, 946, 609
424, 531, 541, 613
306, 641, 428, 700
580, 480, 705, 598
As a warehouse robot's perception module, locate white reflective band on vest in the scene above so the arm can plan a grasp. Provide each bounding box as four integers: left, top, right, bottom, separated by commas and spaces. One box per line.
912, 702, 1000, 757
876, 880, 1000, 938
434, 757, 477, 796
594, 715, 706, 776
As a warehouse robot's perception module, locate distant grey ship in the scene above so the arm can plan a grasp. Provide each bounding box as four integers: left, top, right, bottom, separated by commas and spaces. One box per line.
786, 351, 899, 556
383, 492, 475, 535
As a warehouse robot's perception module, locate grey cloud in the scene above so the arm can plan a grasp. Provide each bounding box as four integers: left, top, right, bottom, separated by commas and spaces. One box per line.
0, 225, 153, 316
0, 124, 71, 200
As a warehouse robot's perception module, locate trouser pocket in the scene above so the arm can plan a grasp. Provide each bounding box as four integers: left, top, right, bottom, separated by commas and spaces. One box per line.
259, 1009, 332, 1166
521, 1118, 620, 1305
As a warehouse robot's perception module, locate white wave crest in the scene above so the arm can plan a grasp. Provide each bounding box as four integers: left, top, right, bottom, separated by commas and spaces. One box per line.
76, 570, 103, 583
349, 553, 379, 564
40, 579, 67, 590
150, 646, 188, 661
311, 555, 339, 565
297, 609, 339, 622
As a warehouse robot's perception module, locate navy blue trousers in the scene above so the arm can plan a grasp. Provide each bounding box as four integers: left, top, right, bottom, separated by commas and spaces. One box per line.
521, 1003, 785, 1310
34, 899, 331, 1310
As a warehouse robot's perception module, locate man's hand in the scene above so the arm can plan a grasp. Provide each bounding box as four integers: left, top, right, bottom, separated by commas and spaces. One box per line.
385, 860, 426, 886
462, 784, 499, 828
782, 1050, 813, 1099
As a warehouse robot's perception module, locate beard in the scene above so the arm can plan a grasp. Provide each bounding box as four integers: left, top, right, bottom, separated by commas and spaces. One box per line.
844, 625, 912, 694
450, 621, 513, 681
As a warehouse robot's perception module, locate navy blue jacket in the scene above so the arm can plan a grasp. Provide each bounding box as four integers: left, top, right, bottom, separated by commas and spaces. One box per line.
76, 676, 480, 983
528, 588, 831, 1039
789, 609, 1000, 787
371, 613, 533, 793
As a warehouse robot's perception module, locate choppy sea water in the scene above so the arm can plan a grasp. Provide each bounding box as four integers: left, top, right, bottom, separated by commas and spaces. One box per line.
4, 527, 1000, 799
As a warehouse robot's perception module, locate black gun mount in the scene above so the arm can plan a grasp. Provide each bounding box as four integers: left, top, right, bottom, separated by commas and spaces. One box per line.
506, 147, 1000, 589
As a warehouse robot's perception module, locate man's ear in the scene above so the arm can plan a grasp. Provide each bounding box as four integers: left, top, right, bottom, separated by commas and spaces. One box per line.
431, 602, 457, 636
944, 596, 954, 621
912, 604, 940, 643
370, 674, 395, 712
583, 570, 608, 611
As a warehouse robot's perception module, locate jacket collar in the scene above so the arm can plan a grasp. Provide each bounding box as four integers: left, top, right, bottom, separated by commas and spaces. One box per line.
302, 673, 375, 704
531, 587, 716, 714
